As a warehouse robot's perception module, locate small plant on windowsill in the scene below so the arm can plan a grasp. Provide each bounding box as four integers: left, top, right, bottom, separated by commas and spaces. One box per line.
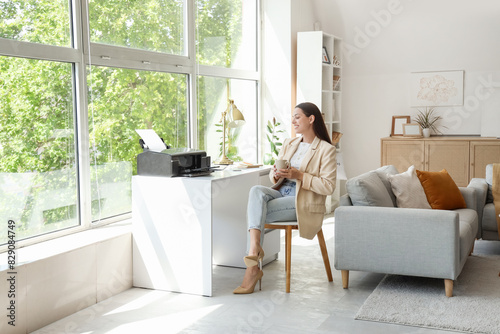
264, 117, 285, 165
414, 107, 447, 137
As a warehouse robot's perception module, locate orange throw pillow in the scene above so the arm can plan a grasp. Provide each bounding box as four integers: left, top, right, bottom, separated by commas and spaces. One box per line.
416, 169, 466, 210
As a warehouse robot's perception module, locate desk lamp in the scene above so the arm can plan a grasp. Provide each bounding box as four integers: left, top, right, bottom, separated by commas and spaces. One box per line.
216, 88, 245, 165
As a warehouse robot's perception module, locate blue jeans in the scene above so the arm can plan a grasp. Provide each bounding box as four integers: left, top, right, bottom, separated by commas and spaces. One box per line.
246, 184, 297, 253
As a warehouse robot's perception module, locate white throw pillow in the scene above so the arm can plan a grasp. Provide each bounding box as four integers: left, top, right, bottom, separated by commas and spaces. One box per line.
388, 165, 431, 209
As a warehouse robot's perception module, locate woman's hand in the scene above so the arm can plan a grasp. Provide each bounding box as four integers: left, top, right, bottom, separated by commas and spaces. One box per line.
272, 164, 280, 181
274, 166, 304, 181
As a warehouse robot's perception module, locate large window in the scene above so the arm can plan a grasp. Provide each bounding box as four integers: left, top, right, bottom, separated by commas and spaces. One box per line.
0, 0, 71, 47
88, 66, 188, 221
0, 56, 77, 244
0, 0, 259, 248
197, 77, 257, 163
88, 0, 185, 55
196, 0, 257, 70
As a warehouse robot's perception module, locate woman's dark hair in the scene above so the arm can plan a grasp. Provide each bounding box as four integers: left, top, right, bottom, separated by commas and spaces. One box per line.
295, 102, 332, 145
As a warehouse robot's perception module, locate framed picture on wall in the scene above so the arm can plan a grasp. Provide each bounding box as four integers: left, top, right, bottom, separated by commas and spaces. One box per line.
410, 70, 464, 107
322, 47, 330, 64
391, 115, 411, 136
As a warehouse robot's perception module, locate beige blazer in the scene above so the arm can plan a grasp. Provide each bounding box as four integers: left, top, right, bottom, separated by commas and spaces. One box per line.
270, 136, 337, 239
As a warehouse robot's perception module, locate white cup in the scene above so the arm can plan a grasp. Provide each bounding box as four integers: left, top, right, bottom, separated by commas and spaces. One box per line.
275, 159, 290, 170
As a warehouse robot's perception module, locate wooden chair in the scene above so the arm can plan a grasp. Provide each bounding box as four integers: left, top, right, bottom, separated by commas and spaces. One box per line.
264, 221, 333, 293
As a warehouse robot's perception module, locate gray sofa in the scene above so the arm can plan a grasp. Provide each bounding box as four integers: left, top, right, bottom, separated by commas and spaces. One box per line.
468, 164, 499, 241
334, 165, 478, 297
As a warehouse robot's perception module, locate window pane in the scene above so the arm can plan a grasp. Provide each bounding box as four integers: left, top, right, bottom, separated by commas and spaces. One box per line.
196, 0, 257, 71
0, 0, 71, 47
198, 76, 257, 164
89, 0, 185, 55
0, 56, 77, 244
88, 66, 188, 221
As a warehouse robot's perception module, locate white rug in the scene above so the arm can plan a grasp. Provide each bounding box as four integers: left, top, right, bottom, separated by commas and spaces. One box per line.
355, 254, 500, 334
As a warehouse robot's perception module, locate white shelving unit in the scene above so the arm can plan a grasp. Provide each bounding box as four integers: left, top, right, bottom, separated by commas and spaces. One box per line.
297, 31, 343, 211
296, 31, 342, 151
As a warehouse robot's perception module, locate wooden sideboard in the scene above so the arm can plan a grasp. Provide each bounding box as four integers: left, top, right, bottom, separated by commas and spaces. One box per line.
381, 136, 500, 186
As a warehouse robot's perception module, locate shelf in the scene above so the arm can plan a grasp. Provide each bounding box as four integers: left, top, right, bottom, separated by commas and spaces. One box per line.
297, 30, 342, 151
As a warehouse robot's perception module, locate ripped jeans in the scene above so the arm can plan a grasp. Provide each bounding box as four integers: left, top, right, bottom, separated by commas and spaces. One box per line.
246, 182, 297, 254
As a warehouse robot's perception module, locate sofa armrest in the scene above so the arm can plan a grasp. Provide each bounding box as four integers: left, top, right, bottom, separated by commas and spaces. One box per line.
334, 206, 460, 280
467, 178, 488, 223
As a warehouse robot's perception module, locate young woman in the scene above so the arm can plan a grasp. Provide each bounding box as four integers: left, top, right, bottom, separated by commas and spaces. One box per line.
233, 102, 337, 294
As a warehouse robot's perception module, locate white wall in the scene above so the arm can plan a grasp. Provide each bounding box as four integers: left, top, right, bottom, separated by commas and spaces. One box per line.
262, 0, 322, 145
299, 0, 500, 178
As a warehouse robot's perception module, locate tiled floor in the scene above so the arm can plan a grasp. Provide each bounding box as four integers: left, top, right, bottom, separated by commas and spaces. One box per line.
33, 217, 500, 334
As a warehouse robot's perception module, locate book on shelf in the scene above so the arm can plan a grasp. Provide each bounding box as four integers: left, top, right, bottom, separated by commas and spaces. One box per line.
333, 75, 340, 90
332, 131, 343, 145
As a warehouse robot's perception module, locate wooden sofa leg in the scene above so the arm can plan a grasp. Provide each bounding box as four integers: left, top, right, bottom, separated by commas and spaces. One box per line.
444, 279, 453, 297
341, 270, 349, 289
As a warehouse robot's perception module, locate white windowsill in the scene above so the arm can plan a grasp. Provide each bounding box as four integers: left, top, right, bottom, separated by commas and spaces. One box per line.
0, 220, 132, 271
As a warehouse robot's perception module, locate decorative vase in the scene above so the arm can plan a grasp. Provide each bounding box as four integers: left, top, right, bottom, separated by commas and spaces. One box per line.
422, 128, 431, 138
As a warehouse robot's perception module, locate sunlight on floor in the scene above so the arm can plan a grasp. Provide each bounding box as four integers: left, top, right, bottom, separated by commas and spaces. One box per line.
107, 304, 223, 333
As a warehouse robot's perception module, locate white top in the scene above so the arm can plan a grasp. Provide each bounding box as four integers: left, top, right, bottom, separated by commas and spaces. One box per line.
288, 142, 311, 182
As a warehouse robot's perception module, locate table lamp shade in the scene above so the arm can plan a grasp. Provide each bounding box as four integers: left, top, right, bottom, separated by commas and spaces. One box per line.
227, 100, 246, 128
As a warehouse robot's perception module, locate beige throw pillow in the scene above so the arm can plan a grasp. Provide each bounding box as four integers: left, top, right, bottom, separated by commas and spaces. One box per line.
388, 165, 431, 209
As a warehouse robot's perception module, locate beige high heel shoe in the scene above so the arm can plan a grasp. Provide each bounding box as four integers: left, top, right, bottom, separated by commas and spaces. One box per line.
243, 246, 265, 267
233, 269, 263, 294
233, 246, 265, 294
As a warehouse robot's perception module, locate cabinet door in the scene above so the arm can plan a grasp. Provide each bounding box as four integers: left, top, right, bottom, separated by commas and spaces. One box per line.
470, 141, 500, 179
381, 140, 424, 173
425, 141, 469, 186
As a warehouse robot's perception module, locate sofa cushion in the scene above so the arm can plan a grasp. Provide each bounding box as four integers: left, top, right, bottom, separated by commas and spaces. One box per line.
374, 165, 399, 207
416, 169, 466, 210
346, 170, 394, 207
388, 165, 431, 209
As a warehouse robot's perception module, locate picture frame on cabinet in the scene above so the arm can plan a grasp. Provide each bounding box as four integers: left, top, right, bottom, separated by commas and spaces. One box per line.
403, 123, 423, 137
322, 47, 330, 64
391, 115, 410, 136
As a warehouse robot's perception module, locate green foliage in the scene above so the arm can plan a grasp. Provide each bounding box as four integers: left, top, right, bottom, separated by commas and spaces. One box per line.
0, 0, 71, 46
196, 0, 243, 68
414, 107, 447, 134
264, 117, 285, 165
89, 0, 184, 54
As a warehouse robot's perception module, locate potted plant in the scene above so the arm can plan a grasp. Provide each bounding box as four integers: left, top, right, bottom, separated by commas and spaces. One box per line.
414, 107, 445, 138
264, 117, 285, 165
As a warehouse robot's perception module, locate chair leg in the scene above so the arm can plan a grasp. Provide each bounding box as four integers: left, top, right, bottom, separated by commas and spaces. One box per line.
285, 225, 292, 293
341, 270, 349, 289
284, 228, 288, 272
317, 229, 333, 282
444, 279, 453, 297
